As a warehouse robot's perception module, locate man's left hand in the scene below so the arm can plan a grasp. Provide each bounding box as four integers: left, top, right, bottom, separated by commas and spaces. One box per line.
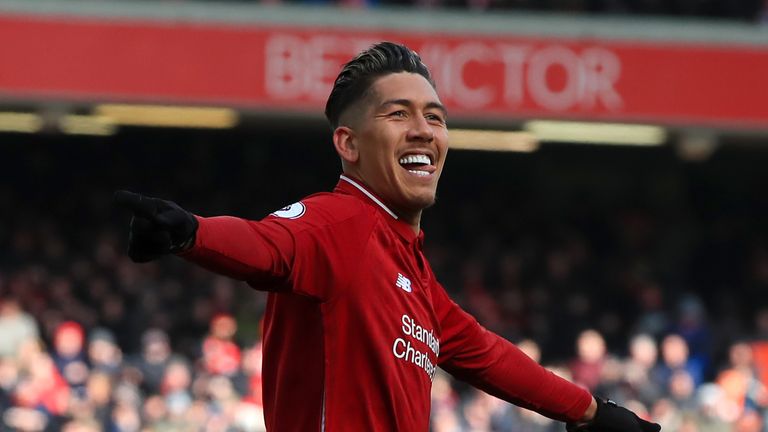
566, 397, 661, 432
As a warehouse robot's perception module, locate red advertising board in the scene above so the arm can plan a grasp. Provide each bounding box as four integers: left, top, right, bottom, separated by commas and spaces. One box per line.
1, 13, 766, 128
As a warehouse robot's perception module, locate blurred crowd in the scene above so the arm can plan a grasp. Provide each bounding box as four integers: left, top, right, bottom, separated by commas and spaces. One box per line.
3, 137, 768, 431
430, 331, 768, 431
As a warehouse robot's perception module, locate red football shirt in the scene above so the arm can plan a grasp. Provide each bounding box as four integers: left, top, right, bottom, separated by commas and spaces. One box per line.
181, 175, 591, 431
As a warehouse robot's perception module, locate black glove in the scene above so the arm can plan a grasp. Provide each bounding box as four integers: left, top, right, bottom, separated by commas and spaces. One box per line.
566, 397, 661, 432
114, 190, 198, 263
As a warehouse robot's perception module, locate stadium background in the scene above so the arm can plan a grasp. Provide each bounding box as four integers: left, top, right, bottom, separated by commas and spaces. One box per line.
2, 0, 768, 430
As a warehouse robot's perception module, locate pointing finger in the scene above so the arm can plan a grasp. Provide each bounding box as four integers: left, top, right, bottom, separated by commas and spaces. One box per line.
114, 190, 157, 220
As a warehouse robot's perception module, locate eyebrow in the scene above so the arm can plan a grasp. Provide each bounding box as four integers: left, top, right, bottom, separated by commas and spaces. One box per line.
379, 99, 449, 117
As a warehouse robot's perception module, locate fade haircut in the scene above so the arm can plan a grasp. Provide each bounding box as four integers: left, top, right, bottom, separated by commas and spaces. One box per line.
325, 42, 435, 129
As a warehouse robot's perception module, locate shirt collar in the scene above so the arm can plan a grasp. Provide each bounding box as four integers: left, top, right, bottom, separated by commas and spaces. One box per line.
335, 174, 423, 245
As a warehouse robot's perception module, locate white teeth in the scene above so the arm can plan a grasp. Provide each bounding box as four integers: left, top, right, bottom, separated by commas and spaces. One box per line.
398, 154, 432, 165
407, 170, 430, 177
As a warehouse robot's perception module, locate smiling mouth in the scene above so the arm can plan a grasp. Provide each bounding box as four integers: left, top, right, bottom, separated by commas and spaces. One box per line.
398, 154, 435, 177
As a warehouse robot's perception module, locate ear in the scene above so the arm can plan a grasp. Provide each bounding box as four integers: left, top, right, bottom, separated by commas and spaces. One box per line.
333, 126, 359, 164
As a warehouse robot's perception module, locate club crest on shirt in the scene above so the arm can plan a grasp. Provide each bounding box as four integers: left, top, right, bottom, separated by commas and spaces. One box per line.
271, 202, 306, 219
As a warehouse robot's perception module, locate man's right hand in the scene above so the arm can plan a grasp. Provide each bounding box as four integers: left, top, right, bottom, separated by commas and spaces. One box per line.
114, 190, 198, 263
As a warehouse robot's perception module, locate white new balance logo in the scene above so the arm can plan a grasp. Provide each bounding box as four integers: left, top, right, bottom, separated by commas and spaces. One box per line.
396, 273, 412, 293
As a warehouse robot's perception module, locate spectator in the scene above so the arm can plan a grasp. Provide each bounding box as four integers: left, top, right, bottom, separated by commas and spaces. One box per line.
86, 327, 122, 377
52, 321, 89, 396
232, 342, 268, 432
131, 329, 172, 395
654, 334, 705, 390
0, 297, 39, 359
159, 358, 193, 419
673, 294, 713, 380
0, 356, 19, 414
80, 371, 113, 429
201, 314, 242, 378
694, 383, 738, 430
13, 350, 70, 420
624, 333, 664, 407
667, 369, 697, 412
569, 329, 608, 391
716, 341, 768, 419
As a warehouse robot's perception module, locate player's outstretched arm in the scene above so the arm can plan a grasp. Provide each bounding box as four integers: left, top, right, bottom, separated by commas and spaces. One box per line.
114, 190, 298, 288
433, 282, 660, 430
567, 396, 660, 432
113, 190, 198, 263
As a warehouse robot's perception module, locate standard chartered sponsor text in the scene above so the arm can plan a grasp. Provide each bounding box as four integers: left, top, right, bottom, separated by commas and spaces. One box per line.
392, 314, 440, 380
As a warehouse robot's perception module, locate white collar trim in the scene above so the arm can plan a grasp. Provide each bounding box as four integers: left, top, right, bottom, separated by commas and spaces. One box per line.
339, 175, 398, 220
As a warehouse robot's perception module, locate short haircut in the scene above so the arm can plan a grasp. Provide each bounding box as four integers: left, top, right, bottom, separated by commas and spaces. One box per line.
324, 41, 435, 129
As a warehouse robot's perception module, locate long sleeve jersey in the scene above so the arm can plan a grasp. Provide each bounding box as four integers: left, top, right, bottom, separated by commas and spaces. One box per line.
180, 174, 592, 431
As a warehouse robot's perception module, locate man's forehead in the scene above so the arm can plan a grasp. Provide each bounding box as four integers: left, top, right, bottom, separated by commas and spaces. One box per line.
369, 72, 442, 107
338, 72, 442, 126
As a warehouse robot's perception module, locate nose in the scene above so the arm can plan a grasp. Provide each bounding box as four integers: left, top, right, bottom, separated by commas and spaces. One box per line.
407, 115, 434, 143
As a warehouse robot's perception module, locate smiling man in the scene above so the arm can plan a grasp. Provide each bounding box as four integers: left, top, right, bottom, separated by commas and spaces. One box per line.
115, 42, 660, 432
328, 69, 448, 230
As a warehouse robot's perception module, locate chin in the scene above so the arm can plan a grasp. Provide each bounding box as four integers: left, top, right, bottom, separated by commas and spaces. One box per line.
408, 194, 436, 211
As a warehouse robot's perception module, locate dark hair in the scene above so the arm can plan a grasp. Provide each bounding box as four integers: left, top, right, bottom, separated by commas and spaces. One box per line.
324, 41, 435, 129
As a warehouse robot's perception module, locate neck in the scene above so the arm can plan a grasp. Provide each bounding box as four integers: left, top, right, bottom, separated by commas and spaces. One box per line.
339, 172, 422, 235
396, 208, 422, 235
